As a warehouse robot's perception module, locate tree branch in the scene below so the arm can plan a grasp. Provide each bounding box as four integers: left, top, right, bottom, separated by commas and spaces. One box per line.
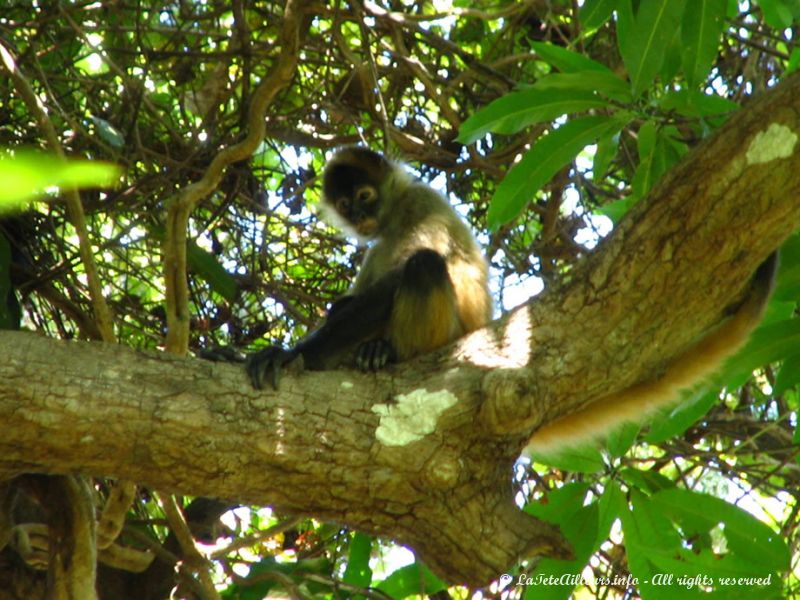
0, 71, 798, 587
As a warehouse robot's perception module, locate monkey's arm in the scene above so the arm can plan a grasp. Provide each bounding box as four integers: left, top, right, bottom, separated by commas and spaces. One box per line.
246, 271, 400, 389
527, 253, 778, 454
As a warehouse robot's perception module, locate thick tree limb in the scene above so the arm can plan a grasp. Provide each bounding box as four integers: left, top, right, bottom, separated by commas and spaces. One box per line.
1, 74, 799, 586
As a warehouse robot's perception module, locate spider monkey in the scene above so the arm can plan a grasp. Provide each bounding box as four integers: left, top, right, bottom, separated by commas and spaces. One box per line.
246, 146, 777, 456
246, 147, 492, 389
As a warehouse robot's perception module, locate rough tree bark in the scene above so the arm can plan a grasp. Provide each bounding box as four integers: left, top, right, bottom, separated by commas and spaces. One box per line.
1, 73, 799, 587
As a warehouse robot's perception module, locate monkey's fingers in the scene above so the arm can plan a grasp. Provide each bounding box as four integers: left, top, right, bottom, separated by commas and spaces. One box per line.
270, 359, 282, 390
245, 346, 295, 390
356, 339, 396, 372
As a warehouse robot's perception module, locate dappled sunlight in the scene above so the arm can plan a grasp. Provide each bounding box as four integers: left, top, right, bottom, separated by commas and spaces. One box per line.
256, 405, 287, 457
457, 306, 533, 369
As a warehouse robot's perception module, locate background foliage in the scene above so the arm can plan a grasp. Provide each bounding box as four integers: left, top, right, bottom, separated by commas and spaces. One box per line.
1, 0, 799, 598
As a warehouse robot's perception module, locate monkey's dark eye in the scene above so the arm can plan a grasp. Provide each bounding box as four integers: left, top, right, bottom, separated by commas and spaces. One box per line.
356, 186, 377, 204
336, 197, 351, 213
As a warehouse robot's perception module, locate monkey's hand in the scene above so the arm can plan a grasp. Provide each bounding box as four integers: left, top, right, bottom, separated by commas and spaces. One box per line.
355, 339, 396, 372
246, 346, 300, 390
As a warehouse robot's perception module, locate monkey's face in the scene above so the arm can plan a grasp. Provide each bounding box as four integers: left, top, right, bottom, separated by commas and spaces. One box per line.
334, 184, 380, 237
323, 162, 383, 239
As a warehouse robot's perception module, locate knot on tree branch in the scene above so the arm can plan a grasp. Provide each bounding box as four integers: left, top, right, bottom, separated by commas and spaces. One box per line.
422, 450, 464, 490
479, 368, 542, 437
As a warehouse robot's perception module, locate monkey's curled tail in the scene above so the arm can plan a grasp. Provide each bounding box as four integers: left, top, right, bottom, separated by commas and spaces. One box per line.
527, 253, 778, 455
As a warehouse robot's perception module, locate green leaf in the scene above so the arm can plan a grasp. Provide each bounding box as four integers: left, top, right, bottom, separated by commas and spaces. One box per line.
775, 233, 800, 296
660, 27, 684, 83
89, 115, 126, 149
787, 47, 800, 74
605, 421, 640, 457
651, 488, 791, 571
721, 318, 800, 383
376, 562, 446, 598
644, 390, 718, 443
619, 468, 676, 494
620, 489, 683, 598
186, 242, 239, 302
617, 0, 688, 96
632, 123, 685, 200
530, 41, 613, 73
0, 152, 121, 210
597, 482, 626, 544
533, 71, 632, 102
343, 532, 372, 591
775, 353, 800, 394
592, 131, 619, 181
524, 486, 604, 600
456, 88, 610, 144
525, 482, 591, 522
616, 0, 636, 74
530, 443, 605, 473
598, 196, 637, 223
523, 504, 600, 600
488, 113, 630, 229
757, 0, 795, 28
680, 0, 727, 88
580, 0, 617, 30
632, 121, 659, 198
659, 89, 740, 118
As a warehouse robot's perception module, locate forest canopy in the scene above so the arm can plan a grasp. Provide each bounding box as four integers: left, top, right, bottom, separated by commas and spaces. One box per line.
1, 0, 799, 599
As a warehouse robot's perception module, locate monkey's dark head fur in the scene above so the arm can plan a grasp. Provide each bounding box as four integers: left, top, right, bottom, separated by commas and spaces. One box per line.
322, 147, 394, 238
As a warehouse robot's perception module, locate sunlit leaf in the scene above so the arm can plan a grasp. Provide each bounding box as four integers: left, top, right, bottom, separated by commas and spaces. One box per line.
605, 422, 639, 457
0, 151, 121, 211
651, 488, 791, 571
524, 485, 603, 600
376, 562, 446, 598
457, 88, 610, 144
530, 443, 605, 473
343, 532, 372, 590
488, 113, 631, 229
